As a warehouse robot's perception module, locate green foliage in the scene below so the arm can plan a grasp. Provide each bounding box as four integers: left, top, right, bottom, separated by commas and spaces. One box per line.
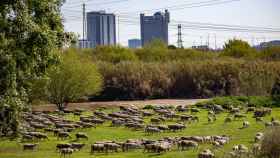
260, 46, 280, 61
96, 60, 280, 100
222, 39, 257, 58
0, 0, 66, 136
271, 77, 280, 102
260, 127, 280, 158
90, 46, 138, 63
47, 51, 102, 111
135, 39, 169, 62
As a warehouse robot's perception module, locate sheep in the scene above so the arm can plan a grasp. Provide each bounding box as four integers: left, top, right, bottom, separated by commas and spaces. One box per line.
23, 143, 38, 151
60, 148, 74, 158
91, 144, 105, 153
145, 126, 161, 134
121, 142, 141, 152
57, 131, 71, 140
168, 124, 186, 132
56, 143, 72, 151
71, 143, 85, 151
75, 132, 88, 140
150, 118, 161, 124
255, 132, 264, 142
198, 149, 215, 158
104, 143, 120, 153
242, 121, 250, 128
177, 140, 198, 151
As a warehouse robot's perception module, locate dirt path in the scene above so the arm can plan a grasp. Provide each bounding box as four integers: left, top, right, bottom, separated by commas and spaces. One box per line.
32, 99, 208, 112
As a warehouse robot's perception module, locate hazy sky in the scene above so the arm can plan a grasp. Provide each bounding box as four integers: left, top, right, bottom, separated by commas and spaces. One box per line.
62, 0, 280, 48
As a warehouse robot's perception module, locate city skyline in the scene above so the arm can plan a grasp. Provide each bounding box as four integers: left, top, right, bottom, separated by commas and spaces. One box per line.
62, 0, 280, 48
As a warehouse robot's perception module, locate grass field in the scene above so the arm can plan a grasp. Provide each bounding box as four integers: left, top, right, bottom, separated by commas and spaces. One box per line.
0, 106, 279, 158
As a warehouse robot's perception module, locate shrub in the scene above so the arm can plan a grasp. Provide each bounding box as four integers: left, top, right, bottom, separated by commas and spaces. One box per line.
260, 127, 280, 158
222, 39, 257, 58
87, 46, 138, 63
271, 77, 280, 102
47, 51, 103, 111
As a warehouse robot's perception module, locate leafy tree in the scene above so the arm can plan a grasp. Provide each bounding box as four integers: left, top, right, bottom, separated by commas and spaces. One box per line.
0, 1, 66, 136
47, 51, 103, 111
222, 39, 256, 58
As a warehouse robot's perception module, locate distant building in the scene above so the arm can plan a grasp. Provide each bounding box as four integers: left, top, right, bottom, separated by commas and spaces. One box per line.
128, 39, 142, 48
86, 11, 116, 48
140, 10, 170, 46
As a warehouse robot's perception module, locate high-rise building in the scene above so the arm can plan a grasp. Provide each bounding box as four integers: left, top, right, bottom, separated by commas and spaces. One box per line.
140, 10, 170, 46
128, 39, 142, 48
87, 11, 116, 48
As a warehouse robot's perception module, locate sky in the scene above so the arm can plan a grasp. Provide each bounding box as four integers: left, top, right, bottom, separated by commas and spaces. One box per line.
61, 0, 280, 48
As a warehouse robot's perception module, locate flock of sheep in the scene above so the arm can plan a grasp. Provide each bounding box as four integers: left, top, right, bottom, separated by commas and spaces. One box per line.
19, 103, 279, 158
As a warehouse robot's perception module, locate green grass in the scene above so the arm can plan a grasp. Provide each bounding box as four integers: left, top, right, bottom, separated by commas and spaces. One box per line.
1, 108, 280, 158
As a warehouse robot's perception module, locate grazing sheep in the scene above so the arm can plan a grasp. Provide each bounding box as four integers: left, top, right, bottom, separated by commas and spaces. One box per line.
75, 132, 88, 140
121, 142, 141, 152
91, 144, 105, 153
60, 148, 74, 158
168, 124, 186, 132
255, 132, 264, 142
177, 140, 198, 150
150, 118, 161, 124
145, 126, 161, 134
71, 143, 85, 151
104, 143, 120, 153
198, 149, 215, 158
23, 143, 38, 151
56, 143, 72, 151
242, 121, 250, 128
57, 132, 71, 140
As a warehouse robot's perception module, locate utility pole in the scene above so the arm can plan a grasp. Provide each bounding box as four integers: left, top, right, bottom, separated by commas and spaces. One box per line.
177, 24, 183, 48
82, 3, 86, 48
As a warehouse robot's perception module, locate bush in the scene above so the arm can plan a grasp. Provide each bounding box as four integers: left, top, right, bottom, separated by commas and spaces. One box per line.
271, 77, 280, 102
221, 39, 257, 58
94, 60, 280, 100
46, 50, 103, 111
260, 127, 280, 158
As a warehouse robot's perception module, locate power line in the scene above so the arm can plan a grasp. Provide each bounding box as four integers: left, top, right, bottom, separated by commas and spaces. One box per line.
118, 0, 240, 15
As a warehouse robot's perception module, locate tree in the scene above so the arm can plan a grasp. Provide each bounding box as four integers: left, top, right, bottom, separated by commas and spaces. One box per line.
47, 51, 102, 111
222, 39, 256, 58
0, 1, 66, 136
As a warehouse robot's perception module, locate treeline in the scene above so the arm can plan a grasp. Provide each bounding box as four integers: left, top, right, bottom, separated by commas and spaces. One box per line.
95, 60, 280, 100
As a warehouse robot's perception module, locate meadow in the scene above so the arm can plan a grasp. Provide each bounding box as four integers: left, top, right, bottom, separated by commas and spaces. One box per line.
0, 105, 279, 158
